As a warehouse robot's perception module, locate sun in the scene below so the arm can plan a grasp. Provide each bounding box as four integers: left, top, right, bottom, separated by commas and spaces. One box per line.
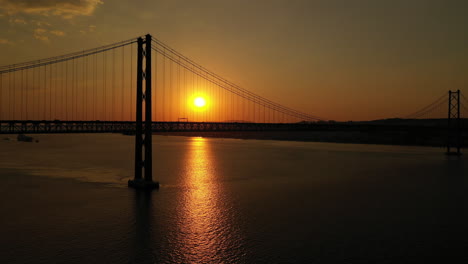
194, 96, 206, 108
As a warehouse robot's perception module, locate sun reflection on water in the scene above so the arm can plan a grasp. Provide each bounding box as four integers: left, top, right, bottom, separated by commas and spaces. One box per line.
173, 137, 241, 263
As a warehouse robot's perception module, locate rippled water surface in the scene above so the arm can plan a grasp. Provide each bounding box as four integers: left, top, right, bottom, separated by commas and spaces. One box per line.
0, 134, 467, 263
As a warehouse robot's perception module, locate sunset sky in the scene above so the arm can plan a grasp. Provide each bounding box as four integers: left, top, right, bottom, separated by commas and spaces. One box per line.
1, 0, 467, 121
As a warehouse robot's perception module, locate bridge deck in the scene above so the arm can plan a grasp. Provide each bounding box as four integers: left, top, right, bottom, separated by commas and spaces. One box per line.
0, 120, 453, 134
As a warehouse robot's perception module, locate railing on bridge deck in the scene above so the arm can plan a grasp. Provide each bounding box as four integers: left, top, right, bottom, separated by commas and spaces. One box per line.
0, 119, 459, 134
0, 120, 320, 134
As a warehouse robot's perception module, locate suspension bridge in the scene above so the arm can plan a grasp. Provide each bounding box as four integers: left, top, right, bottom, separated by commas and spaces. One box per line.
0, 34, 466, 188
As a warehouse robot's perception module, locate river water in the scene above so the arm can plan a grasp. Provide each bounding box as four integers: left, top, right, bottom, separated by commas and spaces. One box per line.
0, 134, 467, 263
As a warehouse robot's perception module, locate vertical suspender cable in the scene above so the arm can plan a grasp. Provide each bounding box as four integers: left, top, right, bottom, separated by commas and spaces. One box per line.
169, 56, 172, 121
95, 52, 98, 121
162, 47, 165, 122
207, 75, 210, 121
43, 65, 46, 119
191, 65, 194, 121
84, 53, 87, 120
53, 63, 56, 119
122, 46, 125, 121
154, 46, 157, 121
177, 59, 180, 121
55, 64, 57, 120
178, 56, 181, 121
195, 67, 198, 121
72, 59, 75, 120
130, 42, 133, 121
12, 71, 15, 119
216, 80, 219, 122
71, 61, 74, 120
7, 72, 11, 120
76, 58, 79, 120
49, 63, 52, 119
230, 86, 233, 122
103, 52, 107, 120
263, 103, 265, 123
37, 66, 40, 120
81, 55, 83, 120
208, 76, 210, 121
112, 49, 115, 121
48, 65, 52, 120
93, 53, 97, 120
0, 74, 2, 120
56, 63, 59, 120
65, 61, 68, 120
34, 66, 37, 120
184, 65, 186, 120
20, 70, 23, 119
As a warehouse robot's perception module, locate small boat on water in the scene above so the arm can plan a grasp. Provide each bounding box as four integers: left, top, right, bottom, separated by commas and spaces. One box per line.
17, 134, 33, 142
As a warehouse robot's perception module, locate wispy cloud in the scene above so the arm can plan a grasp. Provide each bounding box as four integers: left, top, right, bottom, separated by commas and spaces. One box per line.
33, 28, 49, 42
50, 30, 65, 36
0, 38, 13, 45
33, 20, 52, 27
0, 1, 102, 42
80, 25, 97, 35
0, 0, 103, 19
32, 28, 66, 42
9, 17, 27, 24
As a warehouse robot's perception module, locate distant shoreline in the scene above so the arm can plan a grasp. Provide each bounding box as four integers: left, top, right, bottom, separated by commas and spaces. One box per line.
153, 130, 464, 148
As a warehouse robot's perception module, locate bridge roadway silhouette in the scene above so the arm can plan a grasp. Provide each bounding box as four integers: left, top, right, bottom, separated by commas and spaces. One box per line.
0, 119, 449, 134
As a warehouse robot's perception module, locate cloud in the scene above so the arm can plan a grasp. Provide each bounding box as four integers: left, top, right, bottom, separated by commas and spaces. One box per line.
0, 38, 13, 45
0, 0, 103, 19
9, 18, 27, 24
33, 28, 66, 42
50, 30, 65, 36
33, 20, 52, 27
80, 24, 96, 34
33, 28, 49, 42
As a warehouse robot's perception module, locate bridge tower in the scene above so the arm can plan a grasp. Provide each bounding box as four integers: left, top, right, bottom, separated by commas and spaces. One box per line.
129, 34, 159, 189
447, 90, 462, 156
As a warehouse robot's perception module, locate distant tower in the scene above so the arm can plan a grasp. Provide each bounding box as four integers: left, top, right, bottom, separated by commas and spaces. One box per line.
447, 90, 461, 155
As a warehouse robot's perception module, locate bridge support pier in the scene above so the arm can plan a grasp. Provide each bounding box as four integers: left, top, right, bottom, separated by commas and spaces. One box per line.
446, 90, 462, 156
129, 34, 159, 190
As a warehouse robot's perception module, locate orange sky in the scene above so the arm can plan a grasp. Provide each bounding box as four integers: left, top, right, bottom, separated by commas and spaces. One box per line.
1, 0, 467, 121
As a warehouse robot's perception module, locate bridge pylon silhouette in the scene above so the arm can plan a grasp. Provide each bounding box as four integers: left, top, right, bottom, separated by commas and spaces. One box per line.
128, 34, 159, 189
446, 90, 462, 156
